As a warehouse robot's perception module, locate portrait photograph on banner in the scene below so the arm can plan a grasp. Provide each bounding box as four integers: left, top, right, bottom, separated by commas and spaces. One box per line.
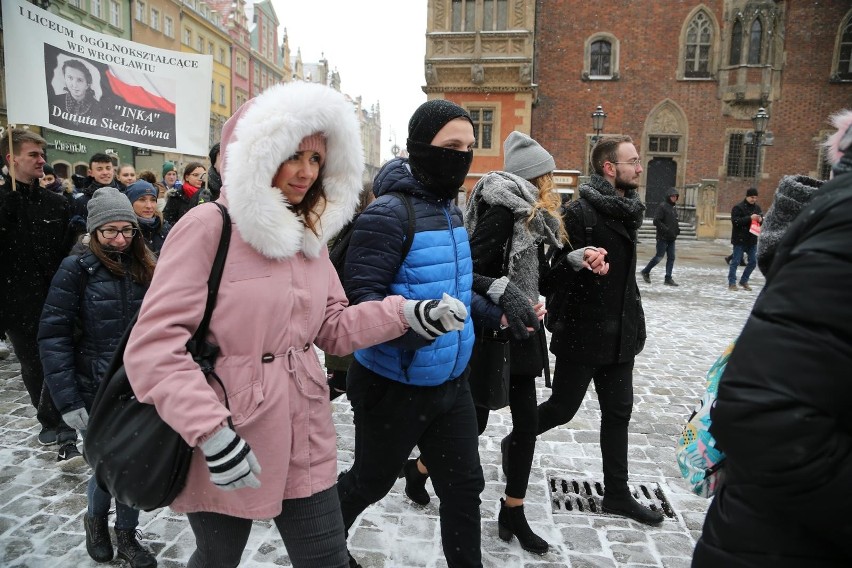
3, 0, 211, 155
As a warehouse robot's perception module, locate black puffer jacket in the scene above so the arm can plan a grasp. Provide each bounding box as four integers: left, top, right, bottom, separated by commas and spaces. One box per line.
138, 216, 171, 255
693, 171, 852, 567
546, 179, 645, 365
653, 188, 681, 241
163, 186, 213, 226
38, 250, 147, 414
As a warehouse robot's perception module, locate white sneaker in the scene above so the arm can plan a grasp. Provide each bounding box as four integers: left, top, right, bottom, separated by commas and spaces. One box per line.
0, 339, 10, 360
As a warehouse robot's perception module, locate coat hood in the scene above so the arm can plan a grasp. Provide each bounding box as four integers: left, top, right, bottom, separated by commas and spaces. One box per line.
220, 82, 364, 259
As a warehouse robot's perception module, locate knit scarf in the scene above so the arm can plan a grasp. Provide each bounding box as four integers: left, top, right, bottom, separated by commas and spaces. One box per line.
465, 171, 563, 300
182, 183, 200, 199
579, 174, 646, 234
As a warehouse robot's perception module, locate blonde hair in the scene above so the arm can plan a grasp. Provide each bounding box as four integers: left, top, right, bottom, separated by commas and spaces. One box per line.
526, 172, 568, 243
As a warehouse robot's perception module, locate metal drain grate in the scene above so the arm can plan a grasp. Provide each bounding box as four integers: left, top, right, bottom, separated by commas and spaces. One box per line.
548, 476, 675, 519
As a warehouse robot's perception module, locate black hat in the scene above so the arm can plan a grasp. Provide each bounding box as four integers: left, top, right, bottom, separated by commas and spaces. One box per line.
42, 164, 55, 176
407, 99, 473, 146
746, 187, 758, 197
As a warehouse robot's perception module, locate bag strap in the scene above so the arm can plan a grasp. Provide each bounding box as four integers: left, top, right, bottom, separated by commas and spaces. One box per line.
388, 191, 416, 262
185, 201, 231, 368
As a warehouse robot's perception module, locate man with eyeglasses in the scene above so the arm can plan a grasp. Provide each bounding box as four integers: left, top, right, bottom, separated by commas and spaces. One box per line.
540, 135, 663, 525
0, 129, 79, 466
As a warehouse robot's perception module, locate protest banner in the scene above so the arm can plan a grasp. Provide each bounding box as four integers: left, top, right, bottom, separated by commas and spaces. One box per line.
2, 0, 213, 155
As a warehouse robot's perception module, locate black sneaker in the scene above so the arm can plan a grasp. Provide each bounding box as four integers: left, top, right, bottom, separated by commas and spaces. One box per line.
640, 272, 651, 284
664, 278, 679, 287
37, 428, 58, 446
57, 443, 86, 472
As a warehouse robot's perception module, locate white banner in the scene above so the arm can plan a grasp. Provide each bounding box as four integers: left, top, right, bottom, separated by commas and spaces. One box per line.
2, 0, 213, 154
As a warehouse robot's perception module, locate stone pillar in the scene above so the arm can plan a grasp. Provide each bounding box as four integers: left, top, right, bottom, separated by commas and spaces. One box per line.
696, 179, 719, 239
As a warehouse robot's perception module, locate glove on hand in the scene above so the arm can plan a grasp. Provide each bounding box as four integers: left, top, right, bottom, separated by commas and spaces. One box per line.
200, 428, 261, 491
472, 273, 497, 296
62, 407, 89, 431
404, 293, 468, 340
489, 277, 538, 340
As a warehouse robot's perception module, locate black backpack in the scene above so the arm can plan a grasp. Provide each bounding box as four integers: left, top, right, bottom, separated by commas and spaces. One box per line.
328, 192, 416, 295
543, 198, 596, 333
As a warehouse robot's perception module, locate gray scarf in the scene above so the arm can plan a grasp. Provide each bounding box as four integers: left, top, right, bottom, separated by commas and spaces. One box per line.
579, 174, 646, 234
465, 171, 562, 300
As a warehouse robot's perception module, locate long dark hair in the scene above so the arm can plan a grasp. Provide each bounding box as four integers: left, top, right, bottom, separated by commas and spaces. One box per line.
89, 228, 157, 285
292, 170, 327, 236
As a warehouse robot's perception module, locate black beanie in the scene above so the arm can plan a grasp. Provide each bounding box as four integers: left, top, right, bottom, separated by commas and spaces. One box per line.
746, 187, 758, 197
407, 99, 473, 146
42, 164, 55, 176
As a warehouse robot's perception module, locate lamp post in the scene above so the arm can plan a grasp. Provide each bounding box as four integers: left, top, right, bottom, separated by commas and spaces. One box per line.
751, 107, 770, 184
591, 105, 607, 145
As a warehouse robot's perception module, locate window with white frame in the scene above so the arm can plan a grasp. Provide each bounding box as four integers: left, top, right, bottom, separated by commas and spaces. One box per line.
165, 16, 174, 38
135, 0, 146, 24
91, 0, 103, 20
197, 35, 204, 52
183, 28, 191, 46
109, 0, 121, 27
150, 8, 160, 31
68, 0, 81, 9
684, 11, 712, 77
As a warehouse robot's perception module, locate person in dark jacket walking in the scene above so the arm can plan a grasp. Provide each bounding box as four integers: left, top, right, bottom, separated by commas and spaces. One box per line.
692, 110, 852, 568
162, 162, 210, 226
39, 187, 158, 567
539, 135, 663, 526
464, 131, 607, 555
126, 180, 171, 255
640, 187, 681, 286
727, 187, 763, 291
0, 129, 78, 461
337, 100, 496, 568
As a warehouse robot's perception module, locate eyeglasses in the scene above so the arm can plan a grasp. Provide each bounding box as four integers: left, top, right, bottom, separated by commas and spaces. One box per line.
612, 158, 642, 168
97, 227, 137, 239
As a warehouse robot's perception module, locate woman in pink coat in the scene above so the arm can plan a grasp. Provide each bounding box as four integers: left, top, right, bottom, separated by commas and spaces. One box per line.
123, 82, 466, 568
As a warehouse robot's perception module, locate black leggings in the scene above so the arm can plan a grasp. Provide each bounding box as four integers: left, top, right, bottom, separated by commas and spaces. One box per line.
186, 486, 348, 568
476, 372, 539, 499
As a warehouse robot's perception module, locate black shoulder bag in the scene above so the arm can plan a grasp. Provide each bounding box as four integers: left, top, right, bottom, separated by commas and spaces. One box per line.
84, 202, 232, 511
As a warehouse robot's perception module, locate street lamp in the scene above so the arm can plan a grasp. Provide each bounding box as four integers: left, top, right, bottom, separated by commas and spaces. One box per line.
750, 107, 770, 183
591, 105, 607, 145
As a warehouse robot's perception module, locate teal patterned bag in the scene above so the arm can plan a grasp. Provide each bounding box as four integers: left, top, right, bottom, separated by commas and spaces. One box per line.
675, 340, 734, 498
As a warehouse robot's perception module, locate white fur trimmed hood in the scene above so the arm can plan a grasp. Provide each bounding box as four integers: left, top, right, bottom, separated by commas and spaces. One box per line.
220, 82, 364, 259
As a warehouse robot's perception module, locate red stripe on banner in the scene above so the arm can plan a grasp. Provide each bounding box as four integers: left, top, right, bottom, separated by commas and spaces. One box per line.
106, 70, 176, 114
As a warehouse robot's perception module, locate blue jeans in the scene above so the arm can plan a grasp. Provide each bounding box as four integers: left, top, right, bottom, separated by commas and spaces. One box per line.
728, 243, 757, 285
82, 430, 139, 530
643, 239, 676, 279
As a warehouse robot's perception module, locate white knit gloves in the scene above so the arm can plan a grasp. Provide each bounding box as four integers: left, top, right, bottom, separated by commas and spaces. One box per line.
200, 428, 261, 491
404, 293, 468, 340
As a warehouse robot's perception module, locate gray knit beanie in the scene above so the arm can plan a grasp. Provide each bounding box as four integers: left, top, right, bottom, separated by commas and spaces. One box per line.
503, 131, 556, 180
756, 174, 823, 276
87, 187, 137, 233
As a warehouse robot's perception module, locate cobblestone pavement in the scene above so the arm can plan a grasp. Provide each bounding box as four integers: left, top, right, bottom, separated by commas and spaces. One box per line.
0, 238, 761, 567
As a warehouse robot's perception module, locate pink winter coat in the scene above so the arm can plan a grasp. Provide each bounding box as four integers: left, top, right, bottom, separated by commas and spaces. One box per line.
124, 82, 410, 520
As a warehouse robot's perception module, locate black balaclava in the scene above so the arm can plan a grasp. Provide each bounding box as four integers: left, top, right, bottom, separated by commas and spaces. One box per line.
406, 99, 474, 199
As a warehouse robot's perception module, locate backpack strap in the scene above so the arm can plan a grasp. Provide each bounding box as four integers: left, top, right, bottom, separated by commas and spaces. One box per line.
576, 197, 596, 247
388, 191, 416, 263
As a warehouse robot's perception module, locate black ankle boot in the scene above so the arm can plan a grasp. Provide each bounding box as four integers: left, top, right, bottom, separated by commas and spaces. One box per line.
115, 529, 157, 568
497, 498, 549, 555
601, 492, 664, 526
398, 458, 430, 506
84, 514, 113, 562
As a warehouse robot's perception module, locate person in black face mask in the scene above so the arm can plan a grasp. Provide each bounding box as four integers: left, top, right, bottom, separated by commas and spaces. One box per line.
337, 100, 502, 568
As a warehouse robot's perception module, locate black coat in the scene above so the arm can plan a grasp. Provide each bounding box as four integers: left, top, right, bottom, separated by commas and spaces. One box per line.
653, 189, 681, 241
38, 251, 147, 414
0, 179, 74, 324
730, 199, 762, 247
139, 216, 171, 255
693, 171, 852, 567
163, 186, 213, 226
546, 195, 645, 365
468, 203, 547, 376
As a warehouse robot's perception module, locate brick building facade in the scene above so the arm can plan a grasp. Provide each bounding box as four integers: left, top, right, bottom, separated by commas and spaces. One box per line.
425, 0, 852, 236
